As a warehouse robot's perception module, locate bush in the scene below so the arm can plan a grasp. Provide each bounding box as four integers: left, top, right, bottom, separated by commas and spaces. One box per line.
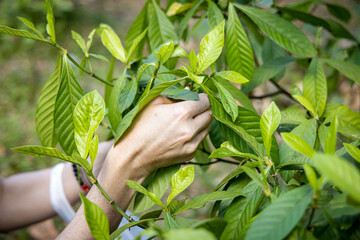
1, 0, 360, 239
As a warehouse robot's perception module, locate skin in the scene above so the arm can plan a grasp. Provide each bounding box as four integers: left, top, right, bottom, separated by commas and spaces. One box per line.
0, 94, 212, 238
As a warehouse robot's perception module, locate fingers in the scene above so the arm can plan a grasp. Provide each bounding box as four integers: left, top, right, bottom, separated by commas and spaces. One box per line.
186, 125, 210, 153
193, 110, 213, 133
173, 93, 210, 117
149, 96, 175, 106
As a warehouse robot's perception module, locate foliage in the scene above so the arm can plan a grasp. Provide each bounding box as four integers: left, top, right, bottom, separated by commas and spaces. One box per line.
2, 0, 360, 239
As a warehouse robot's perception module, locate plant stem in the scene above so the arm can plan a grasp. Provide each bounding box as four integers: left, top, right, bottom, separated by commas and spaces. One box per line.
93, 180, 133, 222
67, 54, 114, 87
307, 207, 316, 229
183, 158, 240, 166
249, 91, 283, 99
270, 80, 295, 101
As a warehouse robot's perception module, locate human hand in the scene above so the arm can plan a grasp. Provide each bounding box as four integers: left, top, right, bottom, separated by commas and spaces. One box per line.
107, 93, 212, 178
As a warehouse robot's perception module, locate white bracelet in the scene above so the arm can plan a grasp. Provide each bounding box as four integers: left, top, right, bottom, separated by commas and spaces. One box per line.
50, 163, 76, 223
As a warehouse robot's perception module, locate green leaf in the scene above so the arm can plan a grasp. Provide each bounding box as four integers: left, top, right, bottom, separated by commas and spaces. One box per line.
89, 53, 109, 62
325, 3, 351, 23
210, 141, 259, 160
321, 58, 360, 85
344, 143, 360, 163
125, 3, 148, 59
167, 166, 194, 205
325, 117, 338, 154
242, 57, 297, 94
215, 71, 248, 84
72, 30, 88, 56
214, 80, 239, 122
162, 88, 199, 101
126, 180, 163, 207
245, 185, 313, 240
303, 58, 327, 118
44, 0, 56, 43
303, 164, 318, 192
54, 54, 84, 155
35, 56, 62, 147
293, 94, 316, 117
313, 153, 360, 203
115, 78, 184, 142
226, 3, 254, 82
242, 166, 268, 193
207, 1, 225, 29
197, 20, 225, 73
234, 4, 316, 57
221, 181, 263, 240
164, 212, 180, 231
159, 41, 175, 64
0, 25, 48, 42
108, 70, 126, 131
260, 102, 281, 156
164, 229, 216, 240
118, 80, 138, 113
183, 67, 204, 84
148, 1, 178, 50
134, 165, 180, 213
89, 135, 98, 167
189, 50, 197, 73
110, 219, 155, 240
73, 90, 105, 159
86, 29, 96, 51
126, 28, 148, 63
194, 218, 228, 239
177, 0, 203, 38
174, 190, 245, 215
101, 28, 127, 63
281, 132, 315, 159
80, 194, 110, 240
17, 17, 44, 38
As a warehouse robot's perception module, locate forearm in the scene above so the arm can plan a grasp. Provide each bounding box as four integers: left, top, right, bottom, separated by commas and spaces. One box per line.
58, 145, 146, 239
0, 163, 80, 232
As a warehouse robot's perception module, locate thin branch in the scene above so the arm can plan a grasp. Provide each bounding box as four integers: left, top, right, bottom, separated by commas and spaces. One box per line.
67, 54, 114, 87
270, 80, 295, 101
249, 91, 283, 99
183, 158, 240, 166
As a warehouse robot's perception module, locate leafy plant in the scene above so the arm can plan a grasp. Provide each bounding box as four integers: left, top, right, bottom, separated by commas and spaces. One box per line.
2, 0, 360, 239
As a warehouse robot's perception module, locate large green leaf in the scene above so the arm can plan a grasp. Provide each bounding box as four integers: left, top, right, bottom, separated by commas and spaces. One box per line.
167, 166, 194, 205
207, 1, 225, 29
245, 185, 313, 240
226, 3, 254, 82
177, 0, 203, 38
125, 3, 148, 58
80, 194, 110, 240
35, 56, 62, 147
214, 80, 238, 121
313, 153, 360, 203
0, 25, 48, 42
164, 212, 180, 231
221, 181, 263, 240
242, 57, 296, 94
54, 54, 84, 155
197, 21, 225, 73
281, 132, 315, 159
303, 58, 327, 118
73, 90, 105, 159
344, 143, 360, 163
134, 165, 180, 213
174, 190, 245, 215
108, 69, 126, 131
260, 102, 281, 157
118, 80, 138, 113
101, 28, 127, 63
210, 142, 259, 160
164, 229, 216, 240
234, 4, 316, 57
321, 58, 360, 85
148, 1, 178, 50
126, 180, 163, 207
44, 0, 56, 43
114, 78, 184, 142
324, 117, 338, 154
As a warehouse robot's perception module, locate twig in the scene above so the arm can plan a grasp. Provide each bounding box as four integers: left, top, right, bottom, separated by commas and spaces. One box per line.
249, 91, 283, 99
270, 80, 295, 101
183, 158, 239, 166
67, 54, 114, 87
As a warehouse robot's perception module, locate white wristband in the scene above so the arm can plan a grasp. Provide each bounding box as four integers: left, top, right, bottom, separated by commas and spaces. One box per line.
50, 163, 76, 223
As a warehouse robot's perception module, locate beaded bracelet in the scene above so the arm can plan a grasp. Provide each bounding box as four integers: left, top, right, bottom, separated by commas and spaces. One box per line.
72, 163, 91, 193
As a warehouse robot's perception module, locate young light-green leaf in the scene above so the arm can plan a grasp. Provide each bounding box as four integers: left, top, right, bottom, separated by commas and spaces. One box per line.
89, 135, 98, 168
281, 132, 315, 159
167, 166, 194, 205
313, 153, 360, 203
80, 194, 110, 240
189, 50, 197, 73
234, 4, 316, 57
303, 58, 327, 118
73, 90, 105, 159
213, 80, 239, 122
126, 27, 148, 63
17, 17, 44, 38
260, 102, 281, 156
0, 25, 48, 42
126, 180, 163, 207
293, 94, 316, 117
325, 117, 338, 154
197, 21, 225, 73
245, 185, 313, 240
344, 143, 360, 163
108, 69, 126, 131
44, 0, 56, 43
215, 71, 248, 84
210, 141, 259, 160
35, 56, 62, 147
72, 30, 88, 56
101, 28, 127, 63
159, 41, 175, 64
118, 80, 138, 113
226, 3, 254, 82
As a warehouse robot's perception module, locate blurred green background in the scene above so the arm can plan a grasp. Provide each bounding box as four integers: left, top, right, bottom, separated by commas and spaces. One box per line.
0, 0, 359, 239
